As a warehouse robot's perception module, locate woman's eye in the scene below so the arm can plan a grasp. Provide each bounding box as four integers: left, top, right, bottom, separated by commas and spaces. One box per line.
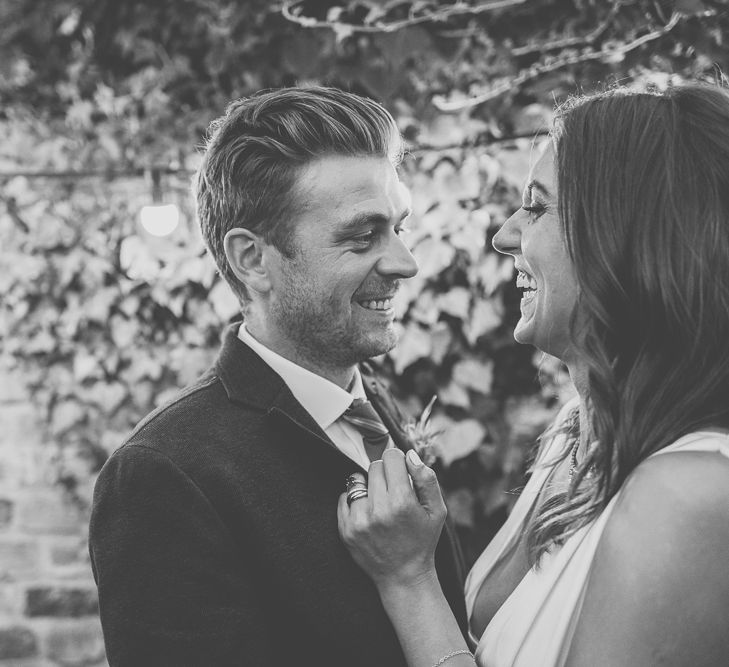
521, 202, 546, 220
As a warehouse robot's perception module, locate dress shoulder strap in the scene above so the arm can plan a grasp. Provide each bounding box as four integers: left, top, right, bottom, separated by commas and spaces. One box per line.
649, 430, 729, 459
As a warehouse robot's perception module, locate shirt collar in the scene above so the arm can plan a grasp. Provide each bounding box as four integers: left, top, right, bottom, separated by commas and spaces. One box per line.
237, 324, 364, 430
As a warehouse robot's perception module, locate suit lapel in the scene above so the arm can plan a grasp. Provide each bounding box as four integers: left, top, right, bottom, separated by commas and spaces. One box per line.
267, 387, 339, 452
216, 324, 413, 459
215, 323, 341, 454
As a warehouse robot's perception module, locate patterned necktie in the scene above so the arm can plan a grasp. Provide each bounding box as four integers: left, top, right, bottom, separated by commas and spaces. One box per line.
341, 398, 391, 461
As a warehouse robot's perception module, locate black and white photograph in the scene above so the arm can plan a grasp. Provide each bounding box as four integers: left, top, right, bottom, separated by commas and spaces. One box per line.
1, 1, 728, 665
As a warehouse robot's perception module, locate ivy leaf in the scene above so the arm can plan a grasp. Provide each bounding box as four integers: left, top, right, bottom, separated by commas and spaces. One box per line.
430, 322, 452, 365
281, 31, 333, 79
452, 358, 493, 395
469, 253, 515, 296
431, 415, 486, 467
429, 160, 480, 203
409, 289, 439, 325
117, 293, 141, 318
438, 380, 471, 409
109, 315, 137, 349
83, 287, 119, 324
411, 236, 456, 280
465, 297, 503, 344
477, 477, 509, 516
418, 113, 489, 150
169, 346, 216, 386
513, 103, 553, 135
505, 395, 560, 447
436, 286, 470, 320
449, 211, 489, 261
389, 322, 432, 374
163, 255, 211, 289
208, 281, 241, 322
73, 352, 102, 382
444, 488, 476, 527
326, 6, 345, 22
27, 329, 56, 354
496, 143, 540, 192
332, 22, 355, 42
675, 0, 706, 14
51, 399, 86, 436
119, 235, 162, 282
87, 381, 128, 414
121, 354, 164, 383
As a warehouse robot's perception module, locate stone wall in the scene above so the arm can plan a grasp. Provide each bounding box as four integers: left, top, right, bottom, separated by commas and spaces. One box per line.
0, 366, 107, 666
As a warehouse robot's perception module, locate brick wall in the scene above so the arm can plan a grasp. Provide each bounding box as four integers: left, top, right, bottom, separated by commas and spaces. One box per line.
0, 366, 107, 667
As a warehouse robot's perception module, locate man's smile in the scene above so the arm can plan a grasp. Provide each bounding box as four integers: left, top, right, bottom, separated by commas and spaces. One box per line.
357, 297, 395, 312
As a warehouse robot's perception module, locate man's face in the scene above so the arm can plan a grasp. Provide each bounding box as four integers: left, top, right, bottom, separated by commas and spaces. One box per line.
262, 154, 418, 373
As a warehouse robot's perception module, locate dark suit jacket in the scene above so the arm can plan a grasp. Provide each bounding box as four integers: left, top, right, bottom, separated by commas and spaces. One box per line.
89, 324, 468, 666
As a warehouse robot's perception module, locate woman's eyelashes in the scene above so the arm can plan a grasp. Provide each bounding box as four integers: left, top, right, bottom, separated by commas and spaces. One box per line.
521, 200, 547, 221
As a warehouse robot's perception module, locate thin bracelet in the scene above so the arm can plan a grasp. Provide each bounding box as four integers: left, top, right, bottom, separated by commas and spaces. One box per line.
431, 648, 474, 667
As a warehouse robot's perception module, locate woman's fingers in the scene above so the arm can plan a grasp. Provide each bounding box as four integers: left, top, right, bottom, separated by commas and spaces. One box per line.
382, 448, 410, 494
367, 460, 388, 511
337, 491, 351, 538
342, 471, 370, 518
405, 449, 446, 519
343, 448, 440, 529
338, 451, 445, 588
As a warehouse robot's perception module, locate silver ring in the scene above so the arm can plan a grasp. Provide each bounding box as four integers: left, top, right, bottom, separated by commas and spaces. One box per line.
346, 488, 369, 506
345, 474, 367, 493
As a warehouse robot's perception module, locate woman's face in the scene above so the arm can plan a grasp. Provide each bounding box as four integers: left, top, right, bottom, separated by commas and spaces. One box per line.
492, 143, 579, 361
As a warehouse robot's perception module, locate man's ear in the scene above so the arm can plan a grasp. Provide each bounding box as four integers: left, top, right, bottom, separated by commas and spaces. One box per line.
223, 227, 272, 296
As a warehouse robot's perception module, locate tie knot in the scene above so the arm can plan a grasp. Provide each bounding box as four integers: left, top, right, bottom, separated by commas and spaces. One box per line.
342, 398, 390, 460
346, 398, 381, 421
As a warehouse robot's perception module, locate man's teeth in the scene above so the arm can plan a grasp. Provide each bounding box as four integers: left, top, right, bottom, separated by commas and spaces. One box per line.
516, 271, 537, 291
360, 298, 393, 311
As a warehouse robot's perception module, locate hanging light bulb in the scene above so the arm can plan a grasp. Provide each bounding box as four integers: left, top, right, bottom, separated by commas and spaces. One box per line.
140, 168, 180, 237
140, 203, 179, 236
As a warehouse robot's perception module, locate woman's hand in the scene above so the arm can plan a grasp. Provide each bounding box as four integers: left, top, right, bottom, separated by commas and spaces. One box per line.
337, 448, 447, 591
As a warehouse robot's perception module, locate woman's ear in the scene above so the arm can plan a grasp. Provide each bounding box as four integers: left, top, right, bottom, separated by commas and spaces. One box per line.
223, 228, 272, 296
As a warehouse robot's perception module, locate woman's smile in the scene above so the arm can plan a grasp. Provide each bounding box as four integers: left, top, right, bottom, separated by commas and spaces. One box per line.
492, 143, 579, 360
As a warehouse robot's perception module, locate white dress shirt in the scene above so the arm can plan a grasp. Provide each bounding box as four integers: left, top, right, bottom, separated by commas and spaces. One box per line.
238, 324, 391, 470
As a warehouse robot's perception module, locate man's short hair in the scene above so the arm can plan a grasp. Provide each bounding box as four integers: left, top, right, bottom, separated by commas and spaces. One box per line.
194, 86, 403, 302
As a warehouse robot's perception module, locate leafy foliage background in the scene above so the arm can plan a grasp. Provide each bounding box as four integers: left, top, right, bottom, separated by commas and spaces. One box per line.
1, 0, 726, 564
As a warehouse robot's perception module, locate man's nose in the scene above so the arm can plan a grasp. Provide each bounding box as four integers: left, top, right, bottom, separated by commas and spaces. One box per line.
492, 210, 522, 256
377, 231, 418, 279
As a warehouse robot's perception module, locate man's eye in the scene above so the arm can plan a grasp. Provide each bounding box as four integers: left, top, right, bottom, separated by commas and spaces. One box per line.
351, 231, 376, 245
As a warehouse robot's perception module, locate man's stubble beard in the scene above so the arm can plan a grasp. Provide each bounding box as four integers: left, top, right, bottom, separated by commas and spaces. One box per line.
271, 272, 397, 372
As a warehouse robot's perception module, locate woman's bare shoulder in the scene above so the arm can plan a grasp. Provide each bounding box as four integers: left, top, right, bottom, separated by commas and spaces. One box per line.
564, 443, 729, 666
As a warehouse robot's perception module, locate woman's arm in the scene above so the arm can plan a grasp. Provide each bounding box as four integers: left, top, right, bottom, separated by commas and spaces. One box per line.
338, 448, 475, 667
565, 450, 729, 667
377, 573, 475, 667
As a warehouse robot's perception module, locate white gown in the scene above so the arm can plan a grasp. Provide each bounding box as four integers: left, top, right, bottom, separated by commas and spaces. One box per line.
464, 410, 729, 667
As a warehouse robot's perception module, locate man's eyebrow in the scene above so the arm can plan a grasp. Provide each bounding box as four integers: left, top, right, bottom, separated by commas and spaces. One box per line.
339, 208, 412, 231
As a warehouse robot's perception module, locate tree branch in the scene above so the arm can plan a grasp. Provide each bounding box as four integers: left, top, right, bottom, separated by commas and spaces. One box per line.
0, 166, 186, 179
0, 194, 31, 233
280, 0, 527, 35
406, 129, 550, 154
510, 1, 622, 56
433, 10, 713, 112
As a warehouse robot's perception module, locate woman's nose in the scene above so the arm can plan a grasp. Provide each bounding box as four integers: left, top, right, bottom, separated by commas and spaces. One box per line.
492, 210, 522, 256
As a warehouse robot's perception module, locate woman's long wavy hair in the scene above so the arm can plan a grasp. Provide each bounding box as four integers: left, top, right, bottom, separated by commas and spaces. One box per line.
526, 83, 729, 564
